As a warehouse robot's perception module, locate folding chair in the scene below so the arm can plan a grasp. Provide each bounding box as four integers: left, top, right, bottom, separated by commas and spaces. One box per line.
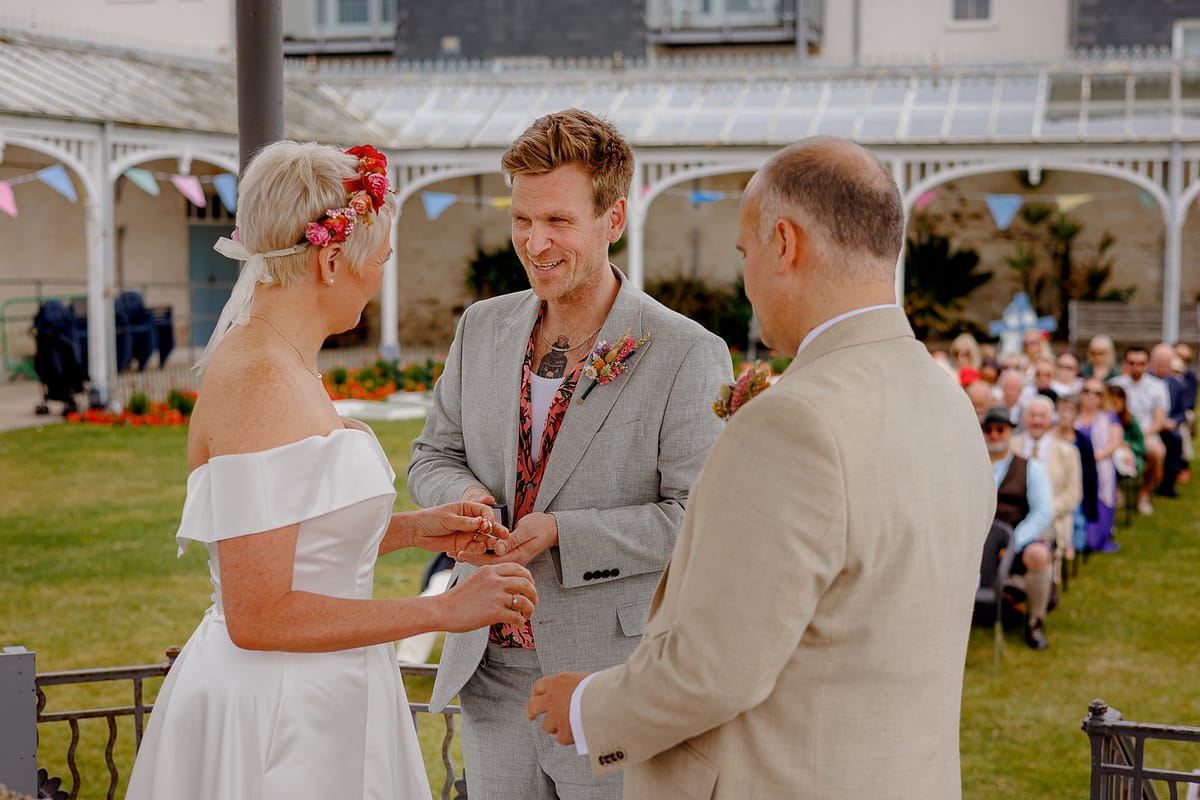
974, 520, 1017, 671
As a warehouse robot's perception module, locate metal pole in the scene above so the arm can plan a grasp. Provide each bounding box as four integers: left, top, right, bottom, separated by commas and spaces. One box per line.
236, 0, 286, 173
795, 0, 808, 63
1165, 140, 1183, 344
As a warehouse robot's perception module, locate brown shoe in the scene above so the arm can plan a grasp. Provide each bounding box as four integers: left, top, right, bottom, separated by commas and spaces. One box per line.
1178, 468, 1191, 485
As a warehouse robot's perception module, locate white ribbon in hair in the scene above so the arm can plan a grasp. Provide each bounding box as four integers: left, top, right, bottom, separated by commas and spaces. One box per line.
192, 237, 307, 374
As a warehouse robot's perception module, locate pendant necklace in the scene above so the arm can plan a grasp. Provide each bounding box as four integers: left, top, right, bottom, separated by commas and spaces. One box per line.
248, 314, 323, 380
539, 322, 604, 353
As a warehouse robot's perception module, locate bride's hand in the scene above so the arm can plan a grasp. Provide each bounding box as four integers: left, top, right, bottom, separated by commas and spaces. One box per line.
408, 501, 510, 556
436, 563, 538, 632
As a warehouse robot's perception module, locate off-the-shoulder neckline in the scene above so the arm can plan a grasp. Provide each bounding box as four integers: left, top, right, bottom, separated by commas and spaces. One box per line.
189, 427, 375, 476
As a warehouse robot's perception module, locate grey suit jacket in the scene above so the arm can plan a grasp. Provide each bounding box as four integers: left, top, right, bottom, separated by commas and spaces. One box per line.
409, 270, 732, 712
579, 307, 997, 799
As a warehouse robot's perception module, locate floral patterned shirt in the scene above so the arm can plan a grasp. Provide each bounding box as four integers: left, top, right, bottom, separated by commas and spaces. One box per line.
489, 306, 587, 648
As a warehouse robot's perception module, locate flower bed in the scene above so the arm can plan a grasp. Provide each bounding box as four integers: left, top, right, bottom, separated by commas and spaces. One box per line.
67, 389, 196, 428
323, 358, 444, 400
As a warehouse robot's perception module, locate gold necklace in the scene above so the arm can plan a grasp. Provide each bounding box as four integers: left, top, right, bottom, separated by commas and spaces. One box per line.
248, 314, 323, 380
539, 321, 604, 353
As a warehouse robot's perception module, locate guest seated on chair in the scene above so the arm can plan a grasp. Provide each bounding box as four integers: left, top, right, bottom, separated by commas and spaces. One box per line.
981, 406, 1054, 650
1010, 395, 1083, 582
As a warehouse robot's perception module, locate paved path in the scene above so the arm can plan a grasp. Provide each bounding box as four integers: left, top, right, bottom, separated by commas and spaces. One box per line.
0, 378, 64, 432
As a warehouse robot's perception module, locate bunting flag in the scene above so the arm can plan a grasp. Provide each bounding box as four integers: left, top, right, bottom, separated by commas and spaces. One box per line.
489, 196, 512, 210
36, 164, 78, 203
0, 183, 16, 218
914, 190, 938, 211
1056, 192, 1093, 213
212, 173, 238, 213
421, 191, 457, 220
985, 193, 1023, 231
640, 185, 653, 199
170, 174, 206, 208
1138, 191, 1157, 210
123, 168, 160, 196
689, 190, 724, 205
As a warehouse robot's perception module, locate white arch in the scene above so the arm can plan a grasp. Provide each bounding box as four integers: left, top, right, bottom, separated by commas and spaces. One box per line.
390, 158, 505, 207
109, 148, 239, 180
902, 159, 1172, 230
7, 135, 100, 204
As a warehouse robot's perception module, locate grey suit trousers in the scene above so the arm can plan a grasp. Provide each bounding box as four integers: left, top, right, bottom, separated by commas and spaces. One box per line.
458, 644, 622, 800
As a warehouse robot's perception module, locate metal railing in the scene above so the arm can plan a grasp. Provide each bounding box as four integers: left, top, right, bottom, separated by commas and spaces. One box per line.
0, 649, 464, 800
1082, 699, 1200, 800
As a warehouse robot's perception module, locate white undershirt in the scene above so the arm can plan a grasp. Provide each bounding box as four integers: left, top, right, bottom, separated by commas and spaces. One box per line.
529, 373, 563, 465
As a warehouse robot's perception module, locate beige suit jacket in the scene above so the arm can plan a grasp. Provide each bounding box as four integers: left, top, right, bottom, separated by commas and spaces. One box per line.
1009, 433, 1082, 552
579, 307, 996, 799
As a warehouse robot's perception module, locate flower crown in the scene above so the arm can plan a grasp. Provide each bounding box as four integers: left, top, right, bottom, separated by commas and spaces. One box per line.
304, 145, 391, 248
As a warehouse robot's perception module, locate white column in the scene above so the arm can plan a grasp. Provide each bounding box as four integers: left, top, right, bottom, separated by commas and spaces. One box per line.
627, 164, 645, 290
1164, 141, 1183, 344
379, 237, 400, 361
86, 125, 116, 406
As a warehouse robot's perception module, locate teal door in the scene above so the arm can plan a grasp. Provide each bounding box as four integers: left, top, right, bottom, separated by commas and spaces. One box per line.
188, 224, 236, 347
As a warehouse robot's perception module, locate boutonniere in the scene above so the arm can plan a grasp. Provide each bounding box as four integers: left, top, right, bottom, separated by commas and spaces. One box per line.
712, 361, 772, 419
576, 330, 651, 405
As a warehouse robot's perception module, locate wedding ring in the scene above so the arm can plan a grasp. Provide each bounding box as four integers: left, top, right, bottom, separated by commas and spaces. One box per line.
511, 594, 519, 608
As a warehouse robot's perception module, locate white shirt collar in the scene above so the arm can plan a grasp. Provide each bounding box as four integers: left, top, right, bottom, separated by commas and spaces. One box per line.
796, 304, 896, 357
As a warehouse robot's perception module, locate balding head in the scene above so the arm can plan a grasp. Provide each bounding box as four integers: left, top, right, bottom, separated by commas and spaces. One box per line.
965, 380, 994, 421
1151, 343, 1175, 378
751, 137, 903, 283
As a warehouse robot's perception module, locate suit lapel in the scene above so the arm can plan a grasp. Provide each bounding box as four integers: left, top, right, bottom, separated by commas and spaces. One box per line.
496, 293, 541, 506
533, 275, 647, 511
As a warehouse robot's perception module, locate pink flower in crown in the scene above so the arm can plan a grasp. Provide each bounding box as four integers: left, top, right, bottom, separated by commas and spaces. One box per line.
305, 222, 332, 247
324, 208, 356, 239
348, 191, 373, 215
577, 330, 650, 405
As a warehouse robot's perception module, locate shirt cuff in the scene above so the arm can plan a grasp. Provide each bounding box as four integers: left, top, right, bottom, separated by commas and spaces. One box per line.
569, 672, 597, 755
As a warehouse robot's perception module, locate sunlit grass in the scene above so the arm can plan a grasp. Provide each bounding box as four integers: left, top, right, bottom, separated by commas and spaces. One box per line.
3, 422, 1199, 798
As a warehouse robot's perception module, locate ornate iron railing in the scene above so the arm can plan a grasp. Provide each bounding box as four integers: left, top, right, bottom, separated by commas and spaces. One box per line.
1, 649, 463, 800
1082, 699, 1200, 800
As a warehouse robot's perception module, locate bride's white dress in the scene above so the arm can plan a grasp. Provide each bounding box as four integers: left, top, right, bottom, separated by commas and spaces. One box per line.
126, 428, 431, 800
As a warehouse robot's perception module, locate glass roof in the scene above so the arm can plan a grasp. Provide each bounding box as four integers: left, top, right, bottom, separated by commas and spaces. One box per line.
324, 63, 1200, 150
4, 32, 1200, 152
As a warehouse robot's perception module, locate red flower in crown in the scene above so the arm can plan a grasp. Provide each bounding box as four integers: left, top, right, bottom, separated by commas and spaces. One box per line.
304, 144, 390, 248
344, 144, 389, 211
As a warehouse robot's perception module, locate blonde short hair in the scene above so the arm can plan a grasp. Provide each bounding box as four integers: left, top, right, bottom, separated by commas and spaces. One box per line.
236, 140, 395, 286
501, 108, 633, 216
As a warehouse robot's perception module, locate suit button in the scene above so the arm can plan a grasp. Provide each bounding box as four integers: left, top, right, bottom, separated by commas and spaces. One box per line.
598, 569, 610, 578
611, 568, 620, 577
583, 571, 594, 581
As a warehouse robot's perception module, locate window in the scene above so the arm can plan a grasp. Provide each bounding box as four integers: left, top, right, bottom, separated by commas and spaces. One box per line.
952, 0, 990, 22
338, 0, 369, 24
1174, 19, 1200, 59
693, 0, 783, 27
380, 0, 393, 23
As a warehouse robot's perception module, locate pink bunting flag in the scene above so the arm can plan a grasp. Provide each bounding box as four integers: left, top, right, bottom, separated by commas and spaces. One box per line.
914, 190, 938, 211
170, 174, 206, 208
0, 182, 16, 218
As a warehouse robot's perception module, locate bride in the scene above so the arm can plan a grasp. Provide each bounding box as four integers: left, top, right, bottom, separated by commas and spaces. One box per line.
125, 141, 537, 799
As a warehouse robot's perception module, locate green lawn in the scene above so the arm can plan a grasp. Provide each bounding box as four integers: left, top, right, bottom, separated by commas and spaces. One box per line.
2, 422, 1198, 798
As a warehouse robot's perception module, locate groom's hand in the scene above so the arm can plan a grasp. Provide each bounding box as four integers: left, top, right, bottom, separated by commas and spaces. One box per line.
527, 671, 588, 746
455, 512, 558, 567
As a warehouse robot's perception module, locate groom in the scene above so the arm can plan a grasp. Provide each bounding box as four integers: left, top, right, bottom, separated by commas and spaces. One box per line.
527, 137, 996, 799
407, 108, 731, 799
